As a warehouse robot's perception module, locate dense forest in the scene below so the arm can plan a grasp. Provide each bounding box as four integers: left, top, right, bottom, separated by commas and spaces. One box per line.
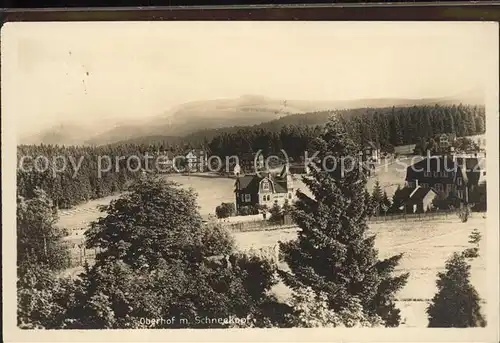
206, 104, 485, 159
17, 104, 485, 209
115, 104, 486, 152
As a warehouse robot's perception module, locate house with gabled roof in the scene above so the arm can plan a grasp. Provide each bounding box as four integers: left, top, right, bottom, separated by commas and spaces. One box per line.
404, 186, 439, 213
234, 165, 295, 212
185, 149, 208, 172
404, 151, 484, 204
362, 141, 380, 163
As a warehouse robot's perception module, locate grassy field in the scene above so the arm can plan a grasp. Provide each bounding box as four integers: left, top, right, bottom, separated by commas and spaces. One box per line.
233, 215, 487, 328
57, 174, 312, 232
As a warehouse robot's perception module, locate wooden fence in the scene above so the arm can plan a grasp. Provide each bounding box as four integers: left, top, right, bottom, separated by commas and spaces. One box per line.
222, 214, 294, 232
367, 210, 459, 223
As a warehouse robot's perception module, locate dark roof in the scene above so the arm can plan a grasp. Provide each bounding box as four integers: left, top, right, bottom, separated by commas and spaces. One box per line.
237, 175, 258, 190
186, 149, 206, 156
236, 174, 290, 194
273, 180, 288, 193
406, 156, 458, 181
409, 187, 436, 203
399, 186, 437, 205
364, 141, 380, 150
398, 187, 414, 200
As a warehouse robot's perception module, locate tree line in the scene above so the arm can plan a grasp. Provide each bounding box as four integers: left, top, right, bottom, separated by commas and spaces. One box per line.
17, 104, 485, 210
204, 104, 485, 159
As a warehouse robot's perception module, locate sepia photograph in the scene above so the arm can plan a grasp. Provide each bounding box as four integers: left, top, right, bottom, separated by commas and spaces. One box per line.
1, 20, 499, 342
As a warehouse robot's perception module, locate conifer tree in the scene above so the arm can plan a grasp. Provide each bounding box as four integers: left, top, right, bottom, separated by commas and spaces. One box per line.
364, 189, 374, 217
282, 199, 292, 215
279, 115, 409, 327
389, 185, 406, 214
371, 180, 384, 216
427, 252, 486, 327
269, 202, 284, 224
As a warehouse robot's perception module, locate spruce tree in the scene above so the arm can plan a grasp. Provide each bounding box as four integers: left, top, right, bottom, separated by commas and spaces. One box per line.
427, 252, 486, 327
279, 115, 409, 327
389, 185, 406, 214
364, 189, 374, 217
371, 180, 384, 216
269, 202, 284, 224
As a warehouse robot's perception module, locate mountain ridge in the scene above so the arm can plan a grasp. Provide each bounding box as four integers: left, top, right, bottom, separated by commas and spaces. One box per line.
20, 91, 484, 146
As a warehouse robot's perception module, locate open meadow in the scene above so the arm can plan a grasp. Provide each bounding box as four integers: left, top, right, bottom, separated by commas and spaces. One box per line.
233, 215, 487, 328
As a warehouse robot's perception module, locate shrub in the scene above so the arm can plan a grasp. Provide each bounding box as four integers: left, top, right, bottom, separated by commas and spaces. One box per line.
215, 202, 236, 219
238, 206, 256, 216
288, 287, 383, 328
268, 202, 283, 224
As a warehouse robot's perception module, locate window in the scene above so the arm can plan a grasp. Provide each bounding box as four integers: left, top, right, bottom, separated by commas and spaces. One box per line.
446, 183, 454, 193
483, 171, 486, 176
433, 171, 439, 177
266, 195, 271, 201
421, 183, 429, 188
288, 193, 292, 199
424, 171, 431, 177
262, 180, 270, 191
241, 194, 245, 202
440, 171, 448, 177
407, 182, 415, 188
457, 177, 463, 186
245, 194, 251, 202
457, 190, 464, 199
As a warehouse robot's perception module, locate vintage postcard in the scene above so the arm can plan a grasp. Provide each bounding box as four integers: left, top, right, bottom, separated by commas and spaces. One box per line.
2, 21, 499, 342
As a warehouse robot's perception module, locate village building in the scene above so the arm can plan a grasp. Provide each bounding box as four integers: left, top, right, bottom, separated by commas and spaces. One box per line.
234, 165, 295, 212
155, 150, 175, 172
403, 186, 439, 213
288, 163, 310, 175
429, 133, 457, 154
361, 141, 380, 163
232, 163, 241, 176
184, 149, 208, 172
404, 151, 483, 204
239, 152, 265, 174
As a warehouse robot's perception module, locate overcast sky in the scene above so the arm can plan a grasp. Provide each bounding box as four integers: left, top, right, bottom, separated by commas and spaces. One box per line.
2, 21, 497, 137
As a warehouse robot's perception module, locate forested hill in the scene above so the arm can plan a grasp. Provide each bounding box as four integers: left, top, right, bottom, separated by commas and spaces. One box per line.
116, 104, 486, 150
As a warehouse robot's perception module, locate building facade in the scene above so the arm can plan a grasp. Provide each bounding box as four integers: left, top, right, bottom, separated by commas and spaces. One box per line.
234, 165, 294, 212
404, 153, 483, 203
362, 141, 380, 163
239, 152, 265, 174
185, 149, 208, 172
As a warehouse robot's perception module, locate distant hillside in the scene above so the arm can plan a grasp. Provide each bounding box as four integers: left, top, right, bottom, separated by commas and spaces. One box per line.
19, 124, 101, 146
130, 101, 486, 148
21, 91, 484, 146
